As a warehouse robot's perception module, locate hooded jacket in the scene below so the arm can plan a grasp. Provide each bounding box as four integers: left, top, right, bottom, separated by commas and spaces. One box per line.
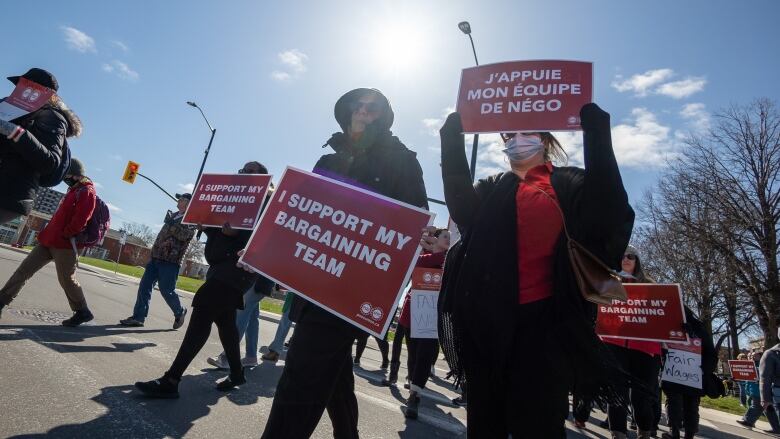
0, 100, 82, 215
38, 179, 96, 249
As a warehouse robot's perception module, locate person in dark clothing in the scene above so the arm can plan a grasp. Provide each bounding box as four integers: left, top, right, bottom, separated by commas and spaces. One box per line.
436, 104, 634, 438
661, 307, 718, 439
259, 88, 428, 439
353, 335, 389, 368
134, 162, 262, 398
0, 68, 82, 223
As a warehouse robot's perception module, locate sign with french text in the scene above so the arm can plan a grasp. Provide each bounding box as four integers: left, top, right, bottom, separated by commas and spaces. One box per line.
456, 60, 593, 133
239, 167, 435, 338
410, 267, 443, 339
0, 78, 55, 121
597, 284, 687, 343
662, 338, 703, 389
729, 360, 758, 381
182, 173, 272, 230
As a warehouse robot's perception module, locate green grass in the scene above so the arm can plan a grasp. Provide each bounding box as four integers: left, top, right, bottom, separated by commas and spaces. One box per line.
260, 298, 284, 314
78, 256, 204, 293
700, 396, 765, 420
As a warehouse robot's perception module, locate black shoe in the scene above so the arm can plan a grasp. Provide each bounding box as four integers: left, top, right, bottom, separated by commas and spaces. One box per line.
0, 304, 5, 319
736, 419, 754, 428
380, 359, 389, 370
62, 309, 94, 327
762, 429, 780, 435
381, 378, 397, 386
599, 419, 609, 429
216, 372, 246, 391
135, 377, 179, 398
353, 357, 360, 367
173, 308, 187, 330
404, 395, 420, 419
452, 396, 467, 407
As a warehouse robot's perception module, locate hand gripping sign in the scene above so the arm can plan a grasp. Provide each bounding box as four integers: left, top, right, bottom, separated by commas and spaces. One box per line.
0, 78, 55, 122
410, 267, 443, 339
729, 360, 758, 381
182, 173, 272, 230
456, 60, 593, 134
597, 284, 688, 344
239, 167, 435, 338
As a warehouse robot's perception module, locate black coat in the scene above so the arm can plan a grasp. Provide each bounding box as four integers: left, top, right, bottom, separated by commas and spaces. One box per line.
193, 227, 257, 310
437, 104, 635, 403
0, 103, 80, 215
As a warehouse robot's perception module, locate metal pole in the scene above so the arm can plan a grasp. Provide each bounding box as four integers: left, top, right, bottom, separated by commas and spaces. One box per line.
137, 173, 178, 202
465, 32, 480, 181
195, 128, 216, 186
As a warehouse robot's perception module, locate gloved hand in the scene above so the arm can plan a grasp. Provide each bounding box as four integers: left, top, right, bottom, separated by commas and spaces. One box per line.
0, 119, 23, 140
579, 103, 610, 133
163, 210, 175, 225
439, 112, 464, 152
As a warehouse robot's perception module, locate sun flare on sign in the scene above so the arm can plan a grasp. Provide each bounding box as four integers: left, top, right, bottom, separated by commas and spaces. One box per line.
373, 22, 424, 74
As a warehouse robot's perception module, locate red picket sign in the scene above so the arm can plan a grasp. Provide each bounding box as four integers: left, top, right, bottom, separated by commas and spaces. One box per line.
729, 360, 758, 381
456, 60, 593, 134
0, 77, 55, 121
411, 267, 443, 291
182, 173, 272, 230
597, 284, 688, 343
239, 167, 435, 338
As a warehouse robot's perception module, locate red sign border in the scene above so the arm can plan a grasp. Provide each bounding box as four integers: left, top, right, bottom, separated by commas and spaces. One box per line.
456, 59, 595, 134
728, 360, 758, 381
598, 283, 689, 344
181, 173, 272, 230
237, 166, 436, 338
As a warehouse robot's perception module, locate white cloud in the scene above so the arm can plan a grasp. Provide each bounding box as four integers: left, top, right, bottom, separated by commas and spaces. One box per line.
271, 49, 308, 82
178, 183, 195, 192
610, 108, 679, 168
105, 202, 122, 212
679, 103, 710, 132
473, 134, 508, 178
611, 69, 673, 97
656, 77, 707, 99
422, 107, 456, 137
111, 40, 129, 52
61, 26, 96, 53
102, 60, 139, 81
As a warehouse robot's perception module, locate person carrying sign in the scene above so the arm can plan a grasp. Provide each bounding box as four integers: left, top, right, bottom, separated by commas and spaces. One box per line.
0, 159, 96, 326
437, 103, 634, 438
0, 68, 82, 223
259, 88, 428, 439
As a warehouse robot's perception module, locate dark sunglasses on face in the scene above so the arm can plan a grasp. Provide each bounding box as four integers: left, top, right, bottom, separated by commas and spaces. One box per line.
623, 254, 637, 261
350, 101, 382, 114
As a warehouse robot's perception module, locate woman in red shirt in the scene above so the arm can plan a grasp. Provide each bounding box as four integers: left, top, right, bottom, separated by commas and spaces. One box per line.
438, 103, 634, 437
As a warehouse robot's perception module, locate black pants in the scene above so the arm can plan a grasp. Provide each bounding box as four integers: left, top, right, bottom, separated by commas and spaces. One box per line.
165, 304, 242, 380
463, 298, 570, 438
354, 335, 389, 364
572, 390, 593, 423
407, 337, 439, 391
389, 324, 408, 365
261, 305, 360, 439
664, 390, 700, 437
607, 346, 661, 433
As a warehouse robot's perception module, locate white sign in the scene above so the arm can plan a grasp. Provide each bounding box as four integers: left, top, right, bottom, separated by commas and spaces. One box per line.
410, 290, 439, 339
662, 339, 703, 389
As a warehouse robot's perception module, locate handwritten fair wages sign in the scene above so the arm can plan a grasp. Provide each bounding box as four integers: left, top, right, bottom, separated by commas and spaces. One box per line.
239, 167, 435, 338
597, 284, 687, 343
456, 60, 593, 133
410, 268, 443, 339
182, 173, 272, 230
662, 339, 703, 389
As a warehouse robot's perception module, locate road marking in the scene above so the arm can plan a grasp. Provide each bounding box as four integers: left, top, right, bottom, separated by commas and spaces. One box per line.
354, 389, 467, 435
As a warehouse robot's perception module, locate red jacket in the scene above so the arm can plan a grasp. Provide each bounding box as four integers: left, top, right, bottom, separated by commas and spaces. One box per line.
38, 181, 97, 249
400, 251, 446, 328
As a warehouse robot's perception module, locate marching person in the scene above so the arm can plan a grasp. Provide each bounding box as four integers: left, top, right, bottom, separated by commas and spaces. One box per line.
758, 329, 780, 434
259, 88, 428, 439
1, 68, 81, 223
353, 335, 389, 369
0, 159, 96, 326
737, 351, 775, 429
134, 162, 262, 397
120, 194, 195, 329
437, 103, 634, 437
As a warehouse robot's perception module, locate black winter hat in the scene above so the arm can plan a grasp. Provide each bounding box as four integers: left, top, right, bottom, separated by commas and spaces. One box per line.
68, 158, 86, 177
7, 68, 59, 91
334, 88, 394, 133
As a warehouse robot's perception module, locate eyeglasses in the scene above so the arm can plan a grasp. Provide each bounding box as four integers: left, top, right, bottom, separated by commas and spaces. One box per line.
623, 254, 637, 261
349, 101, 382, 114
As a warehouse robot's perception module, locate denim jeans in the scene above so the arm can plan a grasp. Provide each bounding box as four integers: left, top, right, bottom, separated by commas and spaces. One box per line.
269, 307, 293, 353
234, 276, 274, 358
131, 259, 184, 322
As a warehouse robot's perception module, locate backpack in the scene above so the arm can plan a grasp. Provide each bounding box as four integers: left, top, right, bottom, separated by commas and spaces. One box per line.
39, 141, 71, 187
74, 188, 111, 247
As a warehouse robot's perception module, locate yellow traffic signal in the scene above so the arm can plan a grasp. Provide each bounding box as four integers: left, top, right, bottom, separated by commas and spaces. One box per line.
122, 161, 140, 184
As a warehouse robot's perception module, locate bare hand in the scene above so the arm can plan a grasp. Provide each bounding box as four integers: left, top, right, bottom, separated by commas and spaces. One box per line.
196, 224, 204, 231
235, 249, 255, 272
222, 222, 238, 236
420, 226, 438, 252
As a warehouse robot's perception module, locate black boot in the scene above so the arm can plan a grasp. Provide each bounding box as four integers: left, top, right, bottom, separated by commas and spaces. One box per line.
135, 376, 179, 398
404, 394, 420, 419
62, 308, 94, 327
216, 370, 246, 391
382, 361, 401, 386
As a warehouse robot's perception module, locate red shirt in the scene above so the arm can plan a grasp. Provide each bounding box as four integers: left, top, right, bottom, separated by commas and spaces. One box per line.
38, 181, 97, 250
516, 162, 563, 304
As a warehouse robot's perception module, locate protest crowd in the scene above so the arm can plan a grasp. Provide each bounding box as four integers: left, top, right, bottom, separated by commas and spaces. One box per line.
0, 62, 778, 439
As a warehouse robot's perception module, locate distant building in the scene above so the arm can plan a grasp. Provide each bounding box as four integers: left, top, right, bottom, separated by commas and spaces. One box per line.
32, 187, 66, 216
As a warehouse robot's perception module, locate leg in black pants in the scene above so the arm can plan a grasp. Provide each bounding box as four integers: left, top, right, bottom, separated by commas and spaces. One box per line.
608, 346, 660, 435
407, 337, 438, 391
354, 335, 389, 366
261, 305, 360, 439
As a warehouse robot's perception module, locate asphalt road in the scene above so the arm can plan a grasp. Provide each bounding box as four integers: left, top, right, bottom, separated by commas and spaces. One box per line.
0, 246, 773, 438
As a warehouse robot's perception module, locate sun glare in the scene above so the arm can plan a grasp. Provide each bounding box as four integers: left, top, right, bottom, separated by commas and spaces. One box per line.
373, 23, 424, 74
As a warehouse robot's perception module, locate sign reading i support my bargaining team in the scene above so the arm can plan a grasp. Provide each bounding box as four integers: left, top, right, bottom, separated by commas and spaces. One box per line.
182, 173, 272, 230
456, 60, 593, 134
597, 283, 688, 344
239, 167, 435, 338
0, 77, 55, 122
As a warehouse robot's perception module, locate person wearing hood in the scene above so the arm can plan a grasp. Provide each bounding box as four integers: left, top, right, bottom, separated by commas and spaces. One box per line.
0, 68, 82, 223
260, 88, 428, 439
0, 159, 96, 326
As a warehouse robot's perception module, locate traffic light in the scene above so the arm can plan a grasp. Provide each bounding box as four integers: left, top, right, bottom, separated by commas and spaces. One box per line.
122, 161, 140, 184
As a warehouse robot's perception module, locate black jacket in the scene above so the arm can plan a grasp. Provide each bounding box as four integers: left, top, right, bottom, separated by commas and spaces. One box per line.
193, 227, 257, 309
0, 101, 81, 215
437, 103, 635, 404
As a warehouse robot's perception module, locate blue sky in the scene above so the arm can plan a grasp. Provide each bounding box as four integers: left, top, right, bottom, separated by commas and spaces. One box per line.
3, 0, 779, 232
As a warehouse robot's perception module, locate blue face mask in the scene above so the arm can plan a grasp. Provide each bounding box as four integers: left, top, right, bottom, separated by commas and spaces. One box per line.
502, 134, 544, 162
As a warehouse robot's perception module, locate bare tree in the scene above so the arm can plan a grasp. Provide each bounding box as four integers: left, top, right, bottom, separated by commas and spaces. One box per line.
121, 222, 157, 247
184, 239, 205, 264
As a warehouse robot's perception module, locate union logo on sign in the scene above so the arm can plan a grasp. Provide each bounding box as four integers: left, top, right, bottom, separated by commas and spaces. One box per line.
371, 307, 383, 321
360, 302, 372, 315
568, 116, 578, 125
423, 272, 432, 283
432, 273, 442, 283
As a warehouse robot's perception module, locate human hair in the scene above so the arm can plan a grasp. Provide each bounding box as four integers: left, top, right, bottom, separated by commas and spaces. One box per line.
632, 255, 653, 283
538, 132, 568, 164
245, 161, 268, 174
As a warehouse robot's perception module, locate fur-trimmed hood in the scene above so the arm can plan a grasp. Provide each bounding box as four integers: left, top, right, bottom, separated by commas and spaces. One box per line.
50, 98, 82, 138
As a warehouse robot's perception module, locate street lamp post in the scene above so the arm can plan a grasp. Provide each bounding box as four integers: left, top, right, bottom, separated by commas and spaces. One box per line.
187, 101, 216, 186
458, 21, 480, 182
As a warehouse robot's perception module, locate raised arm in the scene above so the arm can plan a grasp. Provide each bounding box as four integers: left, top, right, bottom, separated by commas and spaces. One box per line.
439, 113, 481, 227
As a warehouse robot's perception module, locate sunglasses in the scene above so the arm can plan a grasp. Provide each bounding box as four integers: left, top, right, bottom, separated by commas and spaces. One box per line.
349, 101, 383, 114
623, 254, 637, 261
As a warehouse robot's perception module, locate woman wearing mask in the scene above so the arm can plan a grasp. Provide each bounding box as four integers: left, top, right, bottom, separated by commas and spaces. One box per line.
437, 104, 634, 437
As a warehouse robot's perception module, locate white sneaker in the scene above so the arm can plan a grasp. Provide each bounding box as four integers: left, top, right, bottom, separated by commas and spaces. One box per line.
206, 354, 229, 370
242, 357, 258, 367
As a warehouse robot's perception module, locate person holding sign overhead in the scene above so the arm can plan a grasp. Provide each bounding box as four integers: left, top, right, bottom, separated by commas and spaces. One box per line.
437, 102, 634, 438
260, 88, 428, 439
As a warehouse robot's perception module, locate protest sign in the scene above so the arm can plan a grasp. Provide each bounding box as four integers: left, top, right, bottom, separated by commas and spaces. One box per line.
182, 173, 272, 230
0, 78, 55, 122
729, 360, 758, 381
597, 284, 687, 343
410, 267, 443, 339
239, 166, 435, 338
456, 60, 593, 134
662, 338, 703, 389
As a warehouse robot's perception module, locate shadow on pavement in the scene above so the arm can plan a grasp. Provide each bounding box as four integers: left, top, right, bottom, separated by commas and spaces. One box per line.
0, 324, 174, 354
